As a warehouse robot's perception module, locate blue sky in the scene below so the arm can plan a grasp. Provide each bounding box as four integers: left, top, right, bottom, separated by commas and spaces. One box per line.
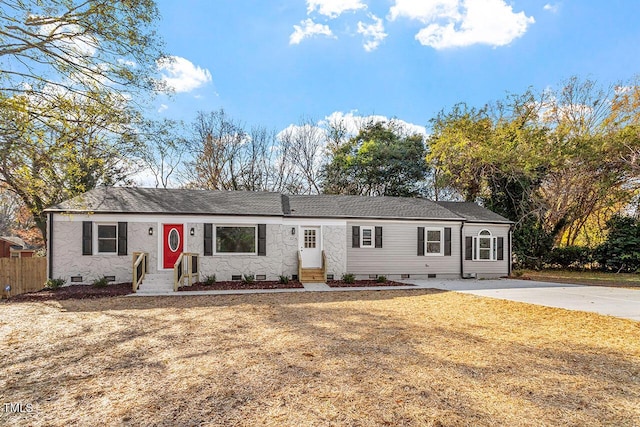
153, 0, 640, 133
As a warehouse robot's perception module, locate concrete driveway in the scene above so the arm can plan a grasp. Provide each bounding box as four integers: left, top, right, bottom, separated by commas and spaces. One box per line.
407, 278, 640, 322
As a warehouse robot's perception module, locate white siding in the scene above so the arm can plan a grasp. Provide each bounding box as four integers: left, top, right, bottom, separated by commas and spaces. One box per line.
346, 221, 463, 279
462, 224, 511, 278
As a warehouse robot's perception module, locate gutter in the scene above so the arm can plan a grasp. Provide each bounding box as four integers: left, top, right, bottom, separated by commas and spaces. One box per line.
460, 221, 465, 278
48, 212, 53, 280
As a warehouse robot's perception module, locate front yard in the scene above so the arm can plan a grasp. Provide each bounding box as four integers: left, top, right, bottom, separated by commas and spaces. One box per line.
521, 269, 640, 288
1, 290, 639, 426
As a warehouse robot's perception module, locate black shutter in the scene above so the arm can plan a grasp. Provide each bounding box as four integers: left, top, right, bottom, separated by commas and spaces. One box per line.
375, 226, 382, 248
117, 222, 127, 256
497, 237, 504, 261
82, 221, 92, 255
352, 226, 360, 248
444, 227, 452, 256
417, 227, 425, 256
465, 236, 473, 260
204, 223, 213, 256
258, 224, 266, 256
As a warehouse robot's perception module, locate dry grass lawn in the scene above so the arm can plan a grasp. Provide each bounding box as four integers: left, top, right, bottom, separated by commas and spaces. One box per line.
1, 290, 639, 426
522, 269, 640, 289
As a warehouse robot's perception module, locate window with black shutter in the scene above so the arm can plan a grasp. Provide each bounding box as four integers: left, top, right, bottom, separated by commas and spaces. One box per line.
117, 222, 127, 256
497, 237, 504, 261
444, 227, 451, 256
82, 221, 92, 255
204, 223, 213, 256
258, 224, 266, 256
375, 226, 382, 248
465, 236, 473, 260
352, 226, 360, 248
417, 227, 425, 256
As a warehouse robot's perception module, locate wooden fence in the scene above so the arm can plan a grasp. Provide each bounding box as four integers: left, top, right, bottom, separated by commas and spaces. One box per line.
0, 258, 47, 299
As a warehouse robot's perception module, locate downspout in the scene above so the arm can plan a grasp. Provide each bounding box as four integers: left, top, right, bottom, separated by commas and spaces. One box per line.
508, 224, 513, 276
460, 221, 465, 278
48, 212, 54, 280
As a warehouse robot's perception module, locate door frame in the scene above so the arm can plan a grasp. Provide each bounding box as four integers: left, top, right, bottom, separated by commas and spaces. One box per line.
159, 222, 187, 271
299, 225, 323, 268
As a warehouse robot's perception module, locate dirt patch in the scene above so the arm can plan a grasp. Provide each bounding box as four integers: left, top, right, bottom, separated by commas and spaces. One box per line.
7, 283, 132, 302
327, 279, 412, 287
178, 280, 304, 291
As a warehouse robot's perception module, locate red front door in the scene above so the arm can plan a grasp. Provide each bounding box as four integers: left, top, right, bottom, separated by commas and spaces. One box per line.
163, 224, 184, 269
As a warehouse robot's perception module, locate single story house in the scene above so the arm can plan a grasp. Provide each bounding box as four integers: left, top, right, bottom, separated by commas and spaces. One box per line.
0, 236, 35, 258
44, 187, 513, 290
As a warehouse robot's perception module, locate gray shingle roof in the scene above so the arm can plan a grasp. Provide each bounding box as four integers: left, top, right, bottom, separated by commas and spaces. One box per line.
286, 194, 463, 220
435, 201, 512, 223
47, 187, 285, 216
46, 187, 510, 223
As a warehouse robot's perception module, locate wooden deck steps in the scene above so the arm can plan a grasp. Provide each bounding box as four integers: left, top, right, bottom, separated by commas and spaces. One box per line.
300, 268, 325, 283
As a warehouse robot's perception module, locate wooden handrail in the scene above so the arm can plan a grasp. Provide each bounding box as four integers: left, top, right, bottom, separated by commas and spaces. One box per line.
174, 252, 200, 291
132, 252, 148, 293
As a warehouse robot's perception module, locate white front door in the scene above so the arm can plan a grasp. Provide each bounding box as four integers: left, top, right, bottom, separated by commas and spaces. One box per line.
300, 226, 322, 268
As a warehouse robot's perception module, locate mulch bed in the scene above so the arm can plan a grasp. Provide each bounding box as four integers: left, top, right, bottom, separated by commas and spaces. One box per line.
7, 283, 133, 302
327, 279, 412, 288
178, 280, 304, 291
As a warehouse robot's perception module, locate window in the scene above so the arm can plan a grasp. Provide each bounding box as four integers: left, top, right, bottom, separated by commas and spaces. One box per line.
216, 226, 256, 253
97, 224, 117, 253
474, 229, 496, 261
360, 226, 373, 247
426, 228, 443, 255
304, 229, 317, 248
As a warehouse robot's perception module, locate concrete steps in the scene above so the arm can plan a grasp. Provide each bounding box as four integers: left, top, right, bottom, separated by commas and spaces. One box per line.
136, 272, 174, 294
300, 268, 325, 283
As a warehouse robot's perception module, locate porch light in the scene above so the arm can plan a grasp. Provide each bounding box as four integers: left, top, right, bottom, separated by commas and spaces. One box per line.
148, 227, 153, 236
291, 227, 296, 235
190, 228, 195, 236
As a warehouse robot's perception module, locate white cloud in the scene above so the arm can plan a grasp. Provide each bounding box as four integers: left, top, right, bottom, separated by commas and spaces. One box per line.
117, 58, 137, 67
157, 56, 212, 93
389, 0, 534, 49
290, 19, 335, 45
389, 0, 461, 22
357, 14, 387, 52
543, 3, 559, 13
321, 111, 427, 137
38, 19, 97, 57
307, 0, 366, 18
158, 104, 168, 113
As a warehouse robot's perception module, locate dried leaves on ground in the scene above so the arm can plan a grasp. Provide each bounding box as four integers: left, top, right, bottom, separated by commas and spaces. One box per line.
1, 290, 639, 426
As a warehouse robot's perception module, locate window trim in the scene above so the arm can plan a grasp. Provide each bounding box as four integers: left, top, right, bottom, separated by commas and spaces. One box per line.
214, 224, 258, 255
360, 226, 374, 248
424, 227, 444, 256
473, 229, 497, 261
95, 223, 118, 255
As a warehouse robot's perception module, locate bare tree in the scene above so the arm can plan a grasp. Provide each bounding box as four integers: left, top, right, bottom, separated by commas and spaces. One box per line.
278, 117, 326, 194
139, 119, 188, 188
184, 110, 246, 190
